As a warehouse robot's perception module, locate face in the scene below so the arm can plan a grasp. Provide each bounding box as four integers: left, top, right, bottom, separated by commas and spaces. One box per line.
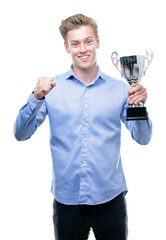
64, 25, 100, 72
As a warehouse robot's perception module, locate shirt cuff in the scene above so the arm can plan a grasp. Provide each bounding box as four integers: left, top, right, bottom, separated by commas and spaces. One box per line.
27, 93, 45, 111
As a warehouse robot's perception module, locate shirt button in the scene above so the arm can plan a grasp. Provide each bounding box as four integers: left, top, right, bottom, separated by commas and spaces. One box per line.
82, 141, 87, 145
81, 178, 85, 182
82, 160, 86, 164
83, 122, 87, 126
26, 114, 30, 118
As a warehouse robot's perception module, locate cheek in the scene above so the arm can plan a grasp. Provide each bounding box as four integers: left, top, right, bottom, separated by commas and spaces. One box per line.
89, 45, 97, 53
69, 48, 78, 57
70, 51, 79, 62
90, 47, 97, 57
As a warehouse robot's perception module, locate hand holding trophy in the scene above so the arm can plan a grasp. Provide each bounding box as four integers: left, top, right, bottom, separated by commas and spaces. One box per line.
111, 49, 153, 121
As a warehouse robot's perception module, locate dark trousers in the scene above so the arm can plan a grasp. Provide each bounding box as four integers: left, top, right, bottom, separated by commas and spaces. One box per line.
53, 192, 128, 240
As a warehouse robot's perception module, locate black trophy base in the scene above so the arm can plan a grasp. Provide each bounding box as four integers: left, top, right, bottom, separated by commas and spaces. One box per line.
126, 107, 148, 121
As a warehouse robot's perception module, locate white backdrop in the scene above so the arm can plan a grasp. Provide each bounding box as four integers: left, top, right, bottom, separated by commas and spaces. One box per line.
0, 0, 165, 239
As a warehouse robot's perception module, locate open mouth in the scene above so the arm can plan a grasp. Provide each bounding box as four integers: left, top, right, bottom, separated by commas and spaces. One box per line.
79, 56, 89, 59
78, 55, 90, 61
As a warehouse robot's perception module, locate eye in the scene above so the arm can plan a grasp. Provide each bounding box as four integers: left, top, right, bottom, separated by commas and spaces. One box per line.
86, 40, 93, 45
71, 42, 79, 47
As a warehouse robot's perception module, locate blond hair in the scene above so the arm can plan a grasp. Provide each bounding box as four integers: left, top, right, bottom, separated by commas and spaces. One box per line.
59, 14, 98, 43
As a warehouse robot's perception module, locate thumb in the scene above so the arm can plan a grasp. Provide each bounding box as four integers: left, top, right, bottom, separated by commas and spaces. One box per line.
51, 81, 56, 88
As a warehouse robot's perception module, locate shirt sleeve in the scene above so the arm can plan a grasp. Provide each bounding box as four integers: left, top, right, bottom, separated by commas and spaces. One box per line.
13, 93, 47, 141
120, 97, 152, 145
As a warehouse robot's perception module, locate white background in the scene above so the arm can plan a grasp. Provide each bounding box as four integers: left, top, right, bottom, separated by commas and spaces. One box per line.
0, 0, 165, 239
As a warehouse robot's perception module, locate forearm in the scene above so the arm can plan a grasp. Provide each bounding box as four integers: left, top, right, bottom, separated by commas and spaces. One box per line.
130, 117, 152, 145
121, 98, 152, 145
14, 94, 46, 141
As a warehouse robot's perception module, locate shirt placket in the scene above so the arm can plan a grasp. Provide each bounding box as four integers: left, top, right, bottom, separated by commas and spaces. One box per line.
79, 86, 90, 203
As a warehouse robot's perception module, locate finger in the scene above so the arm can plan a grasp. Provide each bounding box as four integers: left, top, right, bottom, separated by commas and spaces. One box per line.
128, 88, 145, 101
50, 79, 55, 85
131, 83, 138, 88
47, 78, 53, 84
128, 84, 143, 95
128, 86, 146, 103
129, 94, 147, 104
51, 81, 56, 88
43, 83, 53, 94
45, 78, 54, 88
134, 96, 147, 104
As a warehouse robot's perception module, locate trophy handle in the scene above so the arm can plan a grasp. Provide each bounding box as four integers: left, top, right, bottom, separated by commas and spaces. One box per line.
144, 48, 153, 75
111, 52, 123, 77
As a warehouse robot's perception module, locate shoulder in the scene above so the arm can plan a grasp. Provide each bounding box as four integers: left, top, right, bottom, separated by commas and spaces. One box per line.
52, 67, 75, 82
101, 70, 129, 89
52, 71, 68, 82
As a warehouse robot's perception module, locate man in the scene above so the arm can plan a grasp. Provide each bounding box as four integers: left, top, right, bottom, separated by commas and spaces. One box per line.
14, 14, 152, 240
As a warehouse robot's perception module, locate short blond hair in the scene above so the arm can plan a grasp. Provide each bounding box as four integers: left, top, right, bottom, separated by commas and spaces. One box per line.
59, 14, 98, 43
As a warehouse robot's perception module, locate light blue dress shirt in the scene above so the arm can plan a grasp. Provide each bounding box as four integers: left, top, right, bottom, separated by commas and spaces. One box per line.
14, 67, 152, 205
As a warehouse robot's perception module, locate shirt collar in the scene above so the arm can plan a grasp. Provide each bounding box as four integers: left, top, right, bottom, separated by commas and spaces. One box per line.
65, 65, 106, 83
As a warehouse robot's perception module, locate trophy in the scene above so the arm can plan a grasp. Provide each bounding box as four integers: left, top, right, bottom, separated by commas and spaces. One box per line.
111, 49, 153, 121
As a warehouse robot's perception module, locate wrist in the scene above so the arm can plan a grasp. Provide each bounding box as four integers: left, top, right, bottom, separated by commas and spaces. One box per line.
32, 91, 45, 100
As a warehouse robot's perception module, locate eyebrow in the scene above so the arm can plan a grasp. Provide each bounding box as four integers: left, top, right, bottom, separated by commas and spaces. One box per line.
70, 36, 94, 43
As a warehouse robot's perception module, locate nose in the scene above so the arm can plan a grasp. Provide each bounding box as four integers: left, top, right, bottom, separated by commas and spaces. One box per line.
79, 43, 87, 53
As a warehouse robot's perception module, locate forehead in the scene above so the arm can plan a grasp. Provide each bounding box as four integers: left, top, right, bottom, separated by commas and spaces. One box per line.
66, 25, 95, 42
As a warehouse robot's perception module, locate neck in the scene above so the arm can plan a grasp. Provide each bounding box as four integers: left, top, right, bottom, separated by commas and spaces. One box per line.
72, 63, 98, 86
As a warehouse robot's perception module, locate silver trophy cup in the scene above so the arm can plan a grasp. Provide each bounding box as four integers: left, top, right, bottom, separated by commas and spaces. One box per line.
111, 49, 153, 121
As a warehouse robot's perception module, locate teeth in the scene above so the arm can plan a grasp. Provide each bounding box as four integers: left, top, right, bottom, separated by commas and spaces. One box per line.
80, 56, 88, 59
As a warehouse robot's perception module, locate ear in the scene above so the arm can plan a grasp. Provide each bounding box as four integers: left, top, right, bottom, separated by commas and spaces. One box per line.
64, 41, 70, 53
96, 36, 100, 49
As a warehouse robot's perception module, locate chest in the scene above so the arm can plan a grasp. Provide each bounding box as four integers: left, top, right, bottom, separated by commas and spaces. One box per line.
45, 80, 126, 125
